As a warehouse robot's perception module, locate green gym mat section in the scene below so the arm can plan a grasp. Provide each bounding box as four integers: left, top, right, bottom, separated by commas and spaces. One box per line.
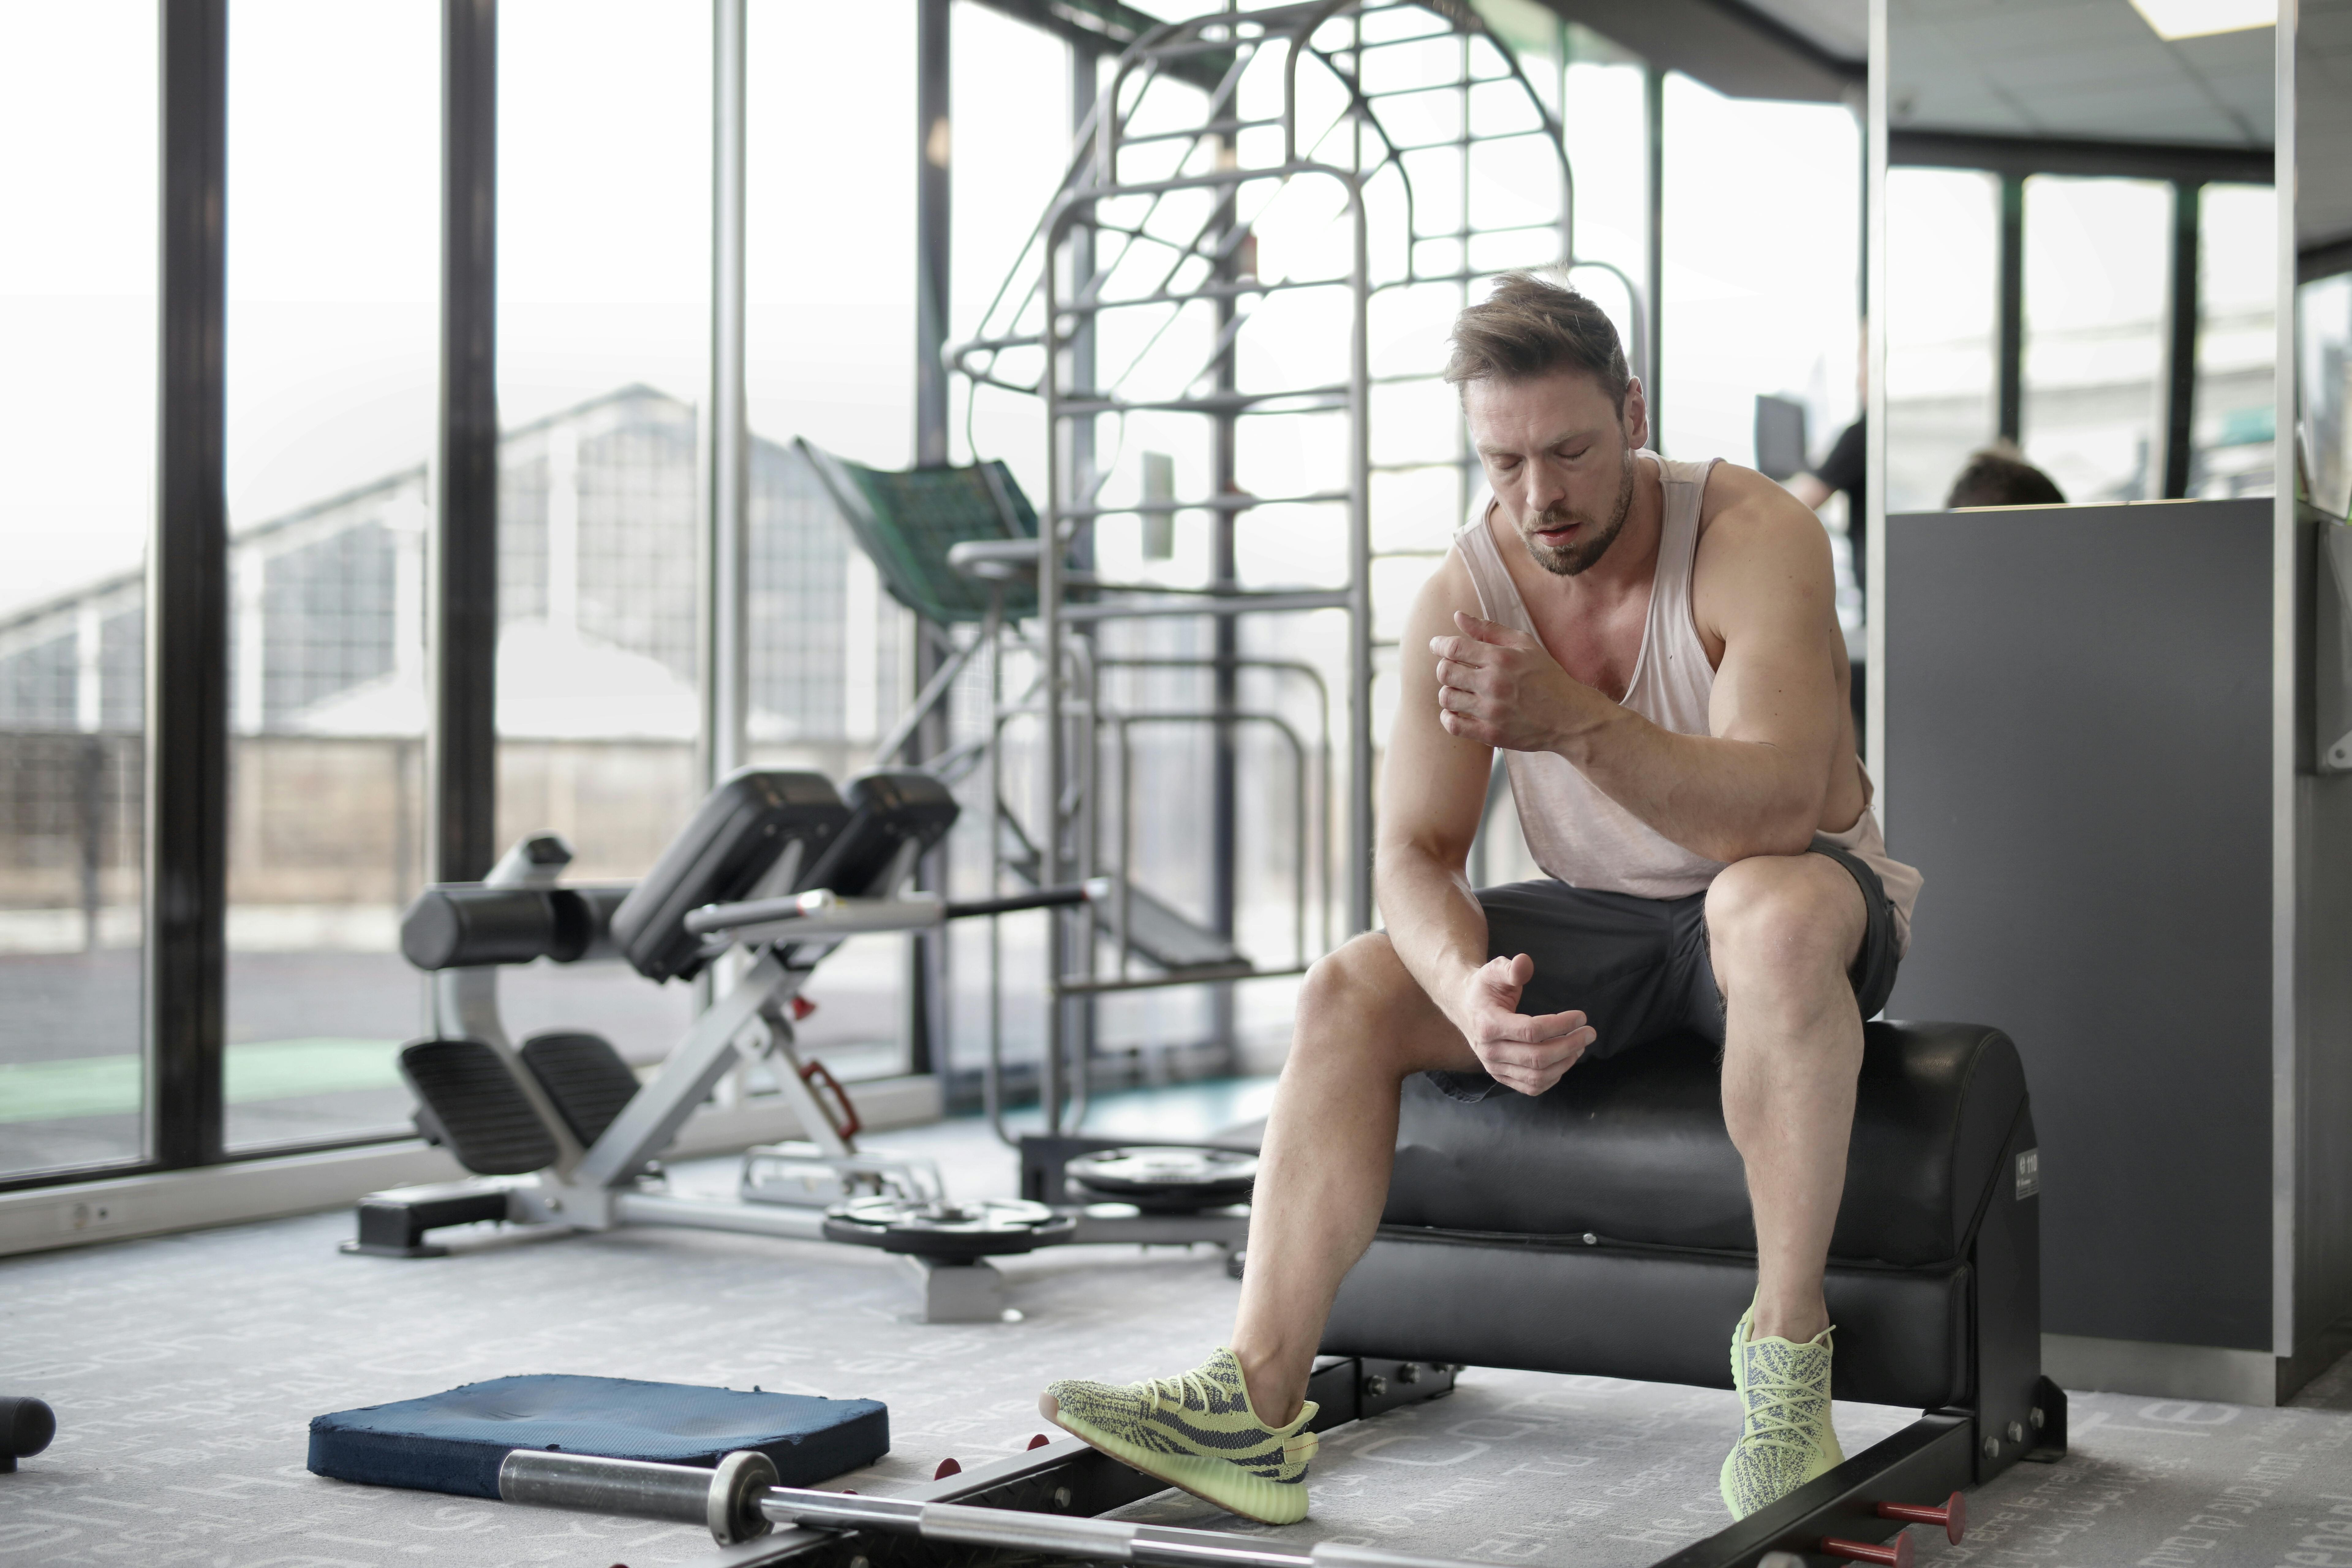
0, 1038, 402, 1123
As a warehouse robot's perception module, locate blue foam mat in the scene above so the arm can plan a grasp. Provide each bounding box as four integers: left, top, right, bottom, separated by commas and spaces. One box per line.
308, 1374, 889, 1499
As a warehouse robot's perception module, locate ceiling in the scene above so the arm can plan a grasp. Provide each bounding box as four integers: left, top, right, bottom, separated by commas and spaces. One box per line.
2301, 0, 2352, 251
1543, 0, 2351, 249
1883, 0, 2272, 149
1736, 0, 1869, 60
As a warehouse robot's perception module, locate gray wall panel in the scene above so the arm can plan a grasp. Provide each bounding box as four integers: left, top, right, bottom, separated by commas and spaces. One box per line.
1884, 501, 2273, 1351
2296, 769, 2352, 1360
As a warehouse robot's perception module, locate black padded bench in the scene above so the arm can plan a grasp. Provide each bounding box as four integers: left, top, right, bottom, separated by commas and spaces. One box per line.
1322, 1020, 2062, 1562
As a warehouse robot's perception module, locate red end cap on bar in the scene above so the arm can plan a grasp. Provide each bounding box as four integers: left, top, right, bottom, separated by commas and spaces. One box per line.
1876, 1490, 1967, 1544
1822, 1532, 1913, 1568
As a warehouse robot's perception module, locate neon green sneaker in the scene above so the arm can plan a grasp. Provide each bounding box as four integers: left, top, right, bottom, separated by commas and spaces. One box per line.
1719, 1307, 1844, 1519
1040, 1347, 1320, 1525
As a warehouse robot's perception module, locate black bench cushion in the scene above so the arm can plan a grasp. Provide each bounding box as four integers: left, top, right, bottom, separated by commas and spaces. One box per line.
1383, 1020, 2027, 1268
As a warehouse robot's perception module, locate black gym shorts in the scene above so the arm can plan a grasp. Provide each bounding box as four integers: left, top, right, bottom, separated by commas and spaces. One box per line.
1424, 836, 1902, 1104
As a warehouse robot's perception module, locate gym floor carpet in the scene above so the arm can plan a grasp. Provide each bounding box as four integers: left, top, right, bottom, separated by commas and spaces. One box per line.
2, 1098, 2348, 1568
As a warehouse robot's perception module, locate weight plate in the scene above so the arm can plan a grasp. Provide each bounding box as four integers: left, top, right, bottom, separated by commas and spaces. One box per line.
1067, 1146, 1257, 1213
822, 1196, 1077, 1258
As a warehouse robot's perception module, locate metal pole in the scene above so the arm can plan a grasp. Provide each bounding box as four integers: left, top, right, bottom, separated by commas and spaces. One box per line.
916, 0, 952, 468
151, 0, 231, 1168
432, 0, 499, 884
702, 0, 749, 789
1644, 62, 1665, 452
499, 1447, 1477, 1568
1042, 221, 1067, 1133
1210, 119, 1241, 1060
2162, 179, 2201, 499
1069, 39, 1101, 1087
910, 0, 955, 1075
1347, 171, 1374, 938
1996, 172, 2024, 444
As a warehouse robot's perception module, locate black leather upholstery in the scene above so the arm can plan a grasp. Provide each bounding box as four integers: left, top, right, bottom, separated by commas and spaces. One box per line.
1383, 1020, 2026, 1268
1322, 1233, 1970, 1408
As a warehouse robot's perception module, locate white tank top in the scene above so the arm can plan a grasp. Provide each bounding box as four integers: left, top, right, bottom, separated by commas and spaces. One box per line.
1455, 451, 1920, 948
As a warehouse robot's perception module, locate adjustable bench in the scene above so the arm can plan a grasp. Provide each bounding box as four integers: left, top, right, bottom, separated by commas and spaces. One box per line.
348, 765, 1228, 1320
1321, 1019, 2064, 1565
350, 770, 997, 1268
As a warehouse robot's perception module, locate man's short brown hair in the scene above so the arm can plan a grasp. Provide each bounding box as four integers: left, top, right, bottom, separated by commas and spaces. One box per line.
1443, 270, 1632, 413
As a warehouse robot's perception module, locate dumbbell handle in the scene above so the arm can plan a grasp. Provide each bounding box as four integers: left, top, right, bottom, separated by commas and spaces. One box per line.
501, 1449, 1471, 1566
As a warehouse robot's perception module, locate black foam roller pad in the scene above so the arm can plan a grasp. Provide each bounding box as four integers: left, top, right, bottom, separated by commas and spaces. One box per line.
1, 1397, 55, 1460
400, 887, 593, 970
308, 1375, 888, 1500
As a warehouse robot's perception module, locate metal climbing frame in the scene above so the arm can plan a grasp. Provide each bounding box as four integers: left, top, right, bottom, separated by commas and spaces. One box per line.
950, 0, 1641, 1133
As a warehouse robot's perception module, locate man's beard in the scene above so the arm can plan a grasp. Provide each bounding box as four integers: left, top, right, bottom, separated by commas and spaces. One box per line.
1523, 445, 1637, 576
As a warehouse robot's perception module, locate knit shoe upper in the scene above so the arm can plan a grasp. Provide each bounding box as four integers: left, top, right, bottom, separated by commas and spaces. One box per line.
1718, 1309, 1845, 1519
1041, 1347, 1319, 1525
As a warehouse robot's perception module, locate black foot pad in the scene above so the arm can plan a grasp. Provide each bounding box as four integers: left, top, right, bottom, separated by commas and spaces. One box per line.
398, 1039, 557, 1176
519, 1031, 641, 1148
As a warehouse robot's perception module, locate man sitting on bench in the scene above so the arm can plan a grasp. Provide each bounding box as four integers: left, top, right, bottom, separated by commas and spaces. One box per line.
1039, 271, 1922, 1526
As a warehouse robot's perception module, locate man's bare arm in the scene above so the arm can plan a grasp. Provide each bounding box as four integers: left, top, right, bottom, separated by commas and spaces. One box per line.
1431, 468, 1841, 863
1384, 553, 1594, 1095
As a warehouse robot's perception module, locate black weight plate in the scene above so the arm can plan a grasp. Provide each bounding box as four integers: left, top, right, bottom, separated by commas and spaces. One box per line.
1067, 1146, 1257, 1212
822, 1197, 1077, 1258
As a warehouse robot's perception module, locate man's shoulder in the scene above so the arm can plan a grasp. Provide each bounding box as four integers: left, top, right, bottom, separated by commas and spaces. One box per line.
1691, 461, 1835, 621
1696, 460, 1830, 552
1404, 537, 1483, 626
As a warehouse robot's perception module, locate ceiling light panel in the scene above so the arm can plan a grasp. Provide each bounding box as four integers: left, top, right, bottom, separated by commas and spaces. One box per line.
2127, 0, 2277, 41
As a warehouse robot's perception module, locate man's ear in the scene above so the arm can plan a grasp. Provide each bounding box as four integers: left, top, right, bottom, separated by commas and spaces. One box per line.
1623, 378, 1650, 453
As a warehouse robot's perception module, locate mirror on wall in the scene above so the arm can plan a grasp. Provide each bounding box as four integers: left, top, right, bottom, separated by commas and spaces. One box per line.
1879, 0, 2278, 515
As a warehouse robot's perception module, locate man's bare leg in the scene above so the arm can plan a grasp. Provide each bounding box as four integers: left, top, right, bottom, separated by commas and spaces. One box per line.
1228, 932, 1484, 1426
1704, 854, 1870, 1343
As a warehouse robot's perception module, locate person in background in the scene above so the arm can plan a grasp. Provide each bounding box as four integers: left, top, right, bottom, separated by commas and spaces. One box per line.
1945, 445, 2066, 508
1786, 416, 1864, 571
1785, 418, 1865, 744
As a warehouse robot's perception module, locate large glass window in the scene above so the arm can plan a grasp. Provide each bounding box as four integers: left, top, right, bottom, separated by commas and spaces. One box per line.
2020, 175, 2170, 502
734, 1, 934, 1081
1556, 28, 1649, 369
218, 0, 438, 1152
0, 3, 156, 1179
2193, 182, 2277, 498
1660, 72, 1861, 472
1883, 168, 2000, 511
494, 1, 711, 1065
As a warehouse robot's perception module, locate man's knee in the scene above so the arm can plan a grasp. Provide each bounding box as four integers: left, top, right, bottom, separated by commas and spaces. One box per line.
1294, 933, 1430, 1071
1705, 854, 1862, 994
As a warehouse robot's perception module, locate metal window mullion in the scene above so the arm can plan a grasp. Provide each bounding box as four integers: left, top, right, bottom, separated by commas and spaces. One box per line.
1996, 171, 2025, 445
702, 0, 748, 788
431, 0, 499, 884
149, 0, 231, 1169
2162, 180, 2202, 499
1645, 62, 1665, 449
916, 0, 951, 467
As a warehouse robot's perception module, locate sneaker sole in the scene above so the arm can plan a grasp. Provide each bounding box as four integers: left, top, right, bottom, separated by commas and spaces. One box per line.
1038, 1391, 1310, 1527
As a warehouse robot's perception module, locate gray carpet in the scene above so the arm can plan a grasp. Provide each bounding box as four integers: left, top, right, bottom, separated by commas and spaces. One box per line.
2, 1112, 2348, 1568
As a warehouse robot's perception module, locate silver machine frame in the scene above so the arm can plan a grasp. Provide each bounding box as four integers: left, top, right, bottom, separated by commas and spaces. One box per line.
930, 0, 1642, 1138
346, 835, 941, 1310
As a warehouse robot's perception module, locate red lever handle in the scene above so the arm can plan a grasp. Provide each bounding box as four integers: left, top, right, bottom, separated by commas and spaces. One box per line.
1878, 1491, 1967, 1544
799, 1057, 863, 1140
1822, 1534, 1913, 1568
